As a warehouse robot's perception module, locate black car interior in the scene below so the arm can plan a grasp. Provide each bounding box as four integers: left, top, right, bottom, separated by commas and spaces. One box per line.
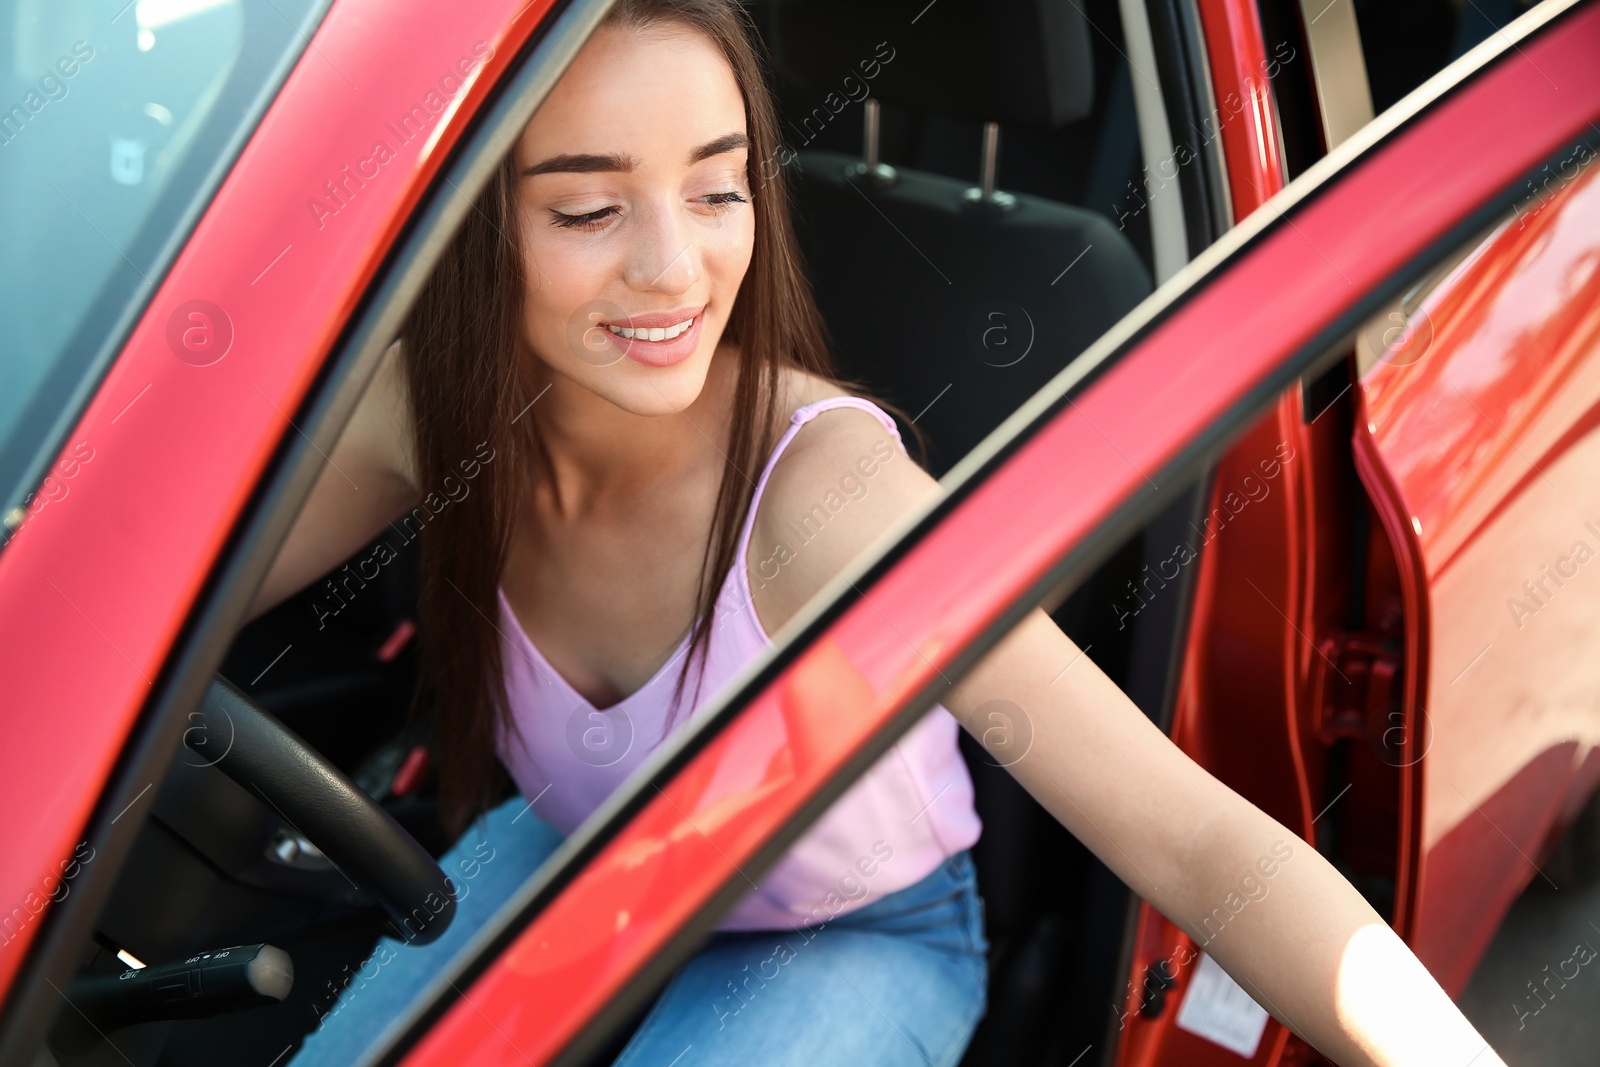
770, 0, 1154, 477
42, 1, 1204, 1065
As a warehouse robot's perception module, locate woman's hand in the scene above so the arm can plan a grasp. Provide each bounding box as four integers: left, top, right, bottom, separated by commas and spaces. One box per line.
750, 401, 1506, 1067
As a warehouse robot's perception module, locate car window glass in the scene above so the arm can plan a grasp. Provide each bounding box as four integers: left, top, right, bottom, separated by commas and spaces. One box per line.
0, 0, 327, 547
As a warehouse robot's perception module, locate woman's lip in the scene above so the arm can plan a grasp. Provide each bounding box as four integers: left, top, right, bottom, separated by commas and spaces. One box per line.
601, 306, 704, 330
607, 313, 701, 367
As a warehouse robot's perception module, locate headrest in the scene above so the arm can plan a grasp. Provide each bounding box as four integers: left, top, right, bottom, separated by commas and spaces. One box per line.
769, 0, 1094, 130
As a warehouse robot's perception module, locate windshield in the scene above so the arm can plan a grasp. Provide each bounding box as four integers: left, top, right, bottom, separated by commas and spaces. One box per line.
0, 0, 328, 544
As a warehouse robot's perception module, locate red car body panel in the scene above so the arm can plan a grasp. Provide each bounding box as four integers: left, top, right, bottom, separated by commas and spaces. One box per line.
403, 10, 1600, 1063
1359, 163, 1600, 993
1195, 0, 1285, 217
0, 0, 553, 999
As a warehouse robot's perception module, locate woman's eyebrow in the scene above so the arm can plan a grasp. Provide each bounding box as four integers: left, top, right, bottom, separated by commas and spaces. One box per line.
522, 133, 747, 176
688, 132, 749, 164
523, 151, 638, 177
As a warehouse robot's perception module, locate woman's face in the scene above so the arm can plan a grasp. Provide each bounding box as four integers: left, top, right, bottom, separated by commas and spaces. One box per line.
513, 22, 754, 416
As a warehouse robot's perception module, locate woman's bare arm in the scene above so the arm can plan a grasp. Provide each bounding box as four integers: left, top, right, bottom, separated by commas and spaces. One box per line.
941, 608, 1503, 1067
751, 407, 1506, 1067
246, 343, 421, 622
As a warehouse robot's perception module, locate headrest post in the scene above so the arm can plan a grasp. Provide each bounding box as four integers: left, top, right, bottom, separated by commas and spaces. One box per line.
846, 97, 898, 187
979, 121, 999, 199
962, 121, 1017, 214
864, 98, 881, 170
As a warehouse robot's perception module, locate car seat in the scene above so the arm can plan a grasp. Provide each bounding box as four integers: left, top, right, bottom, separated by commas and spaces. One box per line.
770, 0, 1153, 476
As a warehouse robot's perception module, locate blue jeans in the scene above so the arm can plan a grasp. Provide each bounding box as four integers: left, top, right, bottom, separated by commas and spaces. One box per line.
291, 795, 988, 1066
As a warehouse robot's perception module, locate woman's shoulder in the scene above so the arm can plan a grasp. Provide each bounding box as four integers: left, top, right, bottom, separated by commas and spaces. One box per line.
763, 365, 910, 476
773, 365, 855, 415
746, 367, 941, 630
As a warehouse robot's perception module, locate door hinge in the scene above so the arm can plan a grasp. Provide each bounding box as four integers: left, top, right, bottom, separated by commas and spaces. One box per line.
1312, 631, 1404, 754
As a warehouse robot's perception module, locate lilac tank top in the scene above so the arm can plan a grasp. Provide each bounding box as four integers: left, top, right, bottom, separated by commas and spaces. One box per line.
494, 396, 982, 930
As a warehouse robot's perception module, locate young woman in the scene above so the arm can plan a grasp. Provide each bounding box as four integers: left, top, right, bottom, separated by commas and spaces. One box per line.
262, 1, 1510, 1064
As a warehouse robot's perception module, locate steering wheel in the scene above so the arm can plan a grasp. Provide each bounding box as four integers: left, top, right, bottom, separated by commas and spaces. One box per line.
191, 677, 457, 945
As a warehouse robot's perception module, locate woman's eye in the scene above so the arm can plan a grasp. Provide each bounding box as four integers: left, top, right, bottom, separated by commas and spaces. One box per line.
698, 190, 748, 212
548, 205, 620, 230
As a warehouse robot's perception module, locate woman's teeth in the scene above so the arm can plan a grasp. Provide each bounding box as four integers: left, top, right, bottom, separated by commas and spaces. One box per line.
605, 317, 694, 342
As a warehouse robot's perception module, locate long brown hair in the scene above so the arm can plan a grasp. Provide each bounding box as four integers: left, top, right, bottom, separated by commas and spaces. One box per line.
404, 0, 925, 835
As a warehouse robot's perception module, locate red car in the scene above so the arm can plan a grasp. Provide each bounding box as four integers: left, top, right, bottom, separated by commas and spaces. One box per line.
2, 0, 1597, 1064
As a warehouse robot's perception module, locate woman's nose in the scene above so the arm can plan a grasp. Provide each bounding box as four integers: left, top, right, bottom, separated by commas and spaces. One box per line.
624, 203, 700, 295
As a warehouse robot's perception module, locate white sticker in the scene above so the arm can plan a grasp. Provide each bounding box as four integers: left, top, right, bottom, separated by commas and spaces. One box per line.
1174, 951, 1270, 1058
